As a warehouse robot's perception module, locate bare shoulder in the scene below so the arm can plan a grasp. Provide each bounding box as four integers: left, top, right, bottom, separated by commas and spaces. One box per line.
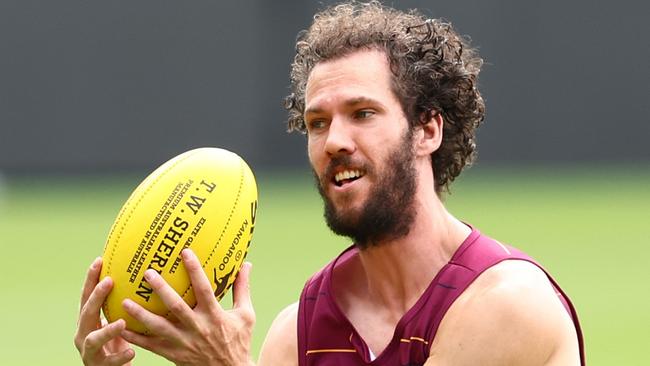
258, 302, 299, 366
427, 260, 580, 366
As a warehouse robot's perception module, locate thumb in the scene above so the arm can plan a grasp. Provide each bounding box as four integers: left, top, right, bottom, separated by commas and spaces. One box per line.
233, 262, 254, 315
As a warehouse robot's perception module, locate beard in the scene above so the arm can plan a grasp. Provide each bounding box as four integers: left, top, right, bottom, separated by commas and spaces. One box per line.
313, 128, 417, 250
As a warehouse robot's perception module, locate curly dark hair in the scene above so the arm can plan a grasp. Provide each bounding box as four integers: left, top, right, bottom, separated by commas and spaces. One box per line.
285, 0, 485, 194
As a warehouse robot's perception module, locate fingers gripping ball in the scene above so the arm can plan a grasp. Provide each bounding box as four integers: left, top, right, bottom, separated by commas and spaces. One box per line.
100, 148, 258, 334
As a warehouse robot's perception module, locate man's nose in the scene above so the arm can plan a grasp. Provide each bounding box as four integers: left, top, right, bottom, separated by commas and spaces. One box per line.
324, 118, 356, 156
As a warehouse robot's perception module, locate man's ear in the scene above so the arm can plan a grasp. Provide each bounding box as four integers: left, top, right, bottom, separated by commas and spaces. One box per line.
414, 112, 443, 157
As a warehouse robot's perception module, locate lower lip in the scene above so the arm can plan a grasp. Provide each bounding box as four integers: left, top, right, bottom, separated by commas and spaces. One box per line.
332, 177, 362, 192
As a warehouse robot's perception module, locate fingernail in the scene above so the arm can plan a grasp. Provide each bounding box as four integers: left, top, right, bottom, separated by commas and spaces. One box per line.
181, 248, 193, 259
91, 257, 102, 269
122, 299, 133, 310
102, 276, 112, 286
143, 269, 156, 281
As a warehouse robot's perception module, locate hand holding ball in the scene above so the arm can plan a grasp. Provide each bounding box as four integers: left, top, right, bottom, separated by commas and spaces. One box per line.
100, 148, 258, 333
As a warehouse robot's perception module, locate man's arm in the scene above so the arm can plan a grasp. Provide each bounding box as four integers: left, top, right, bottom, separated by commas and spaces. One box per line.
426, 260, 580, 366
257, 302, 299, 366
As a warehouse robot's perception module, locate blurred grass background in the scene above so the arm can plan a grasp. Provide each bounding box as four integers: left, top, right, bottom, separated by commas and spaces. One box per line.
0, 166, 648, 365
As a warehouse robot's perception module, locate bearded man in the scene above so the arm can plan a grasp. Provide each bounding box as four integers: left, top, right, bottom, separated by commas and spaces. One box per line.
74, 2, 584, 365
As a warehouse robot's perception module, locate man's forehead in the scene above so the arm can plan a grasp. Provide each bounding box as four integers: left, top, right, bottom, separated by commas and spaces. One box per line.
304, 50, 393, 110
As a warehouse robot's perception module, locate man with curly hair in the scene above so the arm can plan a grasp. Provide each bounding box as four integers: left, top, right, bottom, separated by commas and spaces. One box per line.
74, 1, 584, 365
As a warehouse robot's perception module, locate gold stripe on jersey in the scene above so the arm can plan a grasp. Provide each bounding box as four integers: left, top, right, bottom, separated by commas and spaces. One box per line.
306, 348, 357, 355
400, 336, 429, 345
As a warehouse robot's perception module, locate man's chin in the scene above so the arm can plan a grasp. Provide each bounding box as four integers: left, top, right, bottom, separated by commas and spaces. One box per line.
334, 207, 360, 226
330, 200, 364, 220
324, 207, 361, 235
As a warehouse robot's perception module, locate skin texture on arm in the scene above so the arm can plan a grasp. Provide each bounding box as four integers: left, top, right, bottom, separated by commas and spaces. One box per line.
257, 302, 299, 366
425, 260, 580, 366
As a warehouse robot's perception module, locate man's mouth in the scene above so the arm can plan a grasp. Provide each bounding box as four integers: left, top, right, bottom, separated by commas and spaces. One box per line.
333, 169, 364, 187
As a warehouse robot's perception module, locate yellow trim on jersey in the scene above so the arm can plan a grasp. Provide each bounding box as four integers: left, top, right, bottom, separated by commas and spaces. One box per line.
306, 348, 357, 355
400, 336, 429, 345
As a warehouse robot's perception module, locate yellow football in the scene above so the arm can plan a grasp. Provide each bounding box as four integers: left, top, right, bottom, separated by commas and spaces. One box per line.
100, 147, 258, 333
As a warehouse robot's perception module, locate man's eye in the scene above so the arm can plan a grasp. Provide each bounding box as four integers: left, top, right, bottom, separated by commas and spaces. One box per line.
308, 119, 326, 130
355, 110, 375, 119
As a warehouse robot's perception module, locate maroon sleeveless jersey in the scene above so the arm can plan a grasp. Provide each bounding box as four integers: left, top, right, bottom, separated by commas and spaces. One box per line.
297, 228, 585, 365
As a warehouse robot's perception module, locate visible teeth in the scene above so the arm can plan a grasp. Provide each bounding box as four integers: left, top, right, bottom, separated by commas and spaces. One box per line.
335, 170, 363, 183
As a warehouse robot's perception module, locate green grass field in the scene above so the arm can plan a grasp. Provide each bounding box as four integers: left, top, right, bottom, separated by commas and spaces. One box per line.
0, 166, 648, 365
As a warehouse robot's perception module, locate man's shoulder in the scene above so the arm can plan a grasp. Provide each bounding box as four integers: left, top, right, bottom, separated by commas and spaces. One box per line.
450, 259, 566, 326
258, 302, 299, 366
428, 260, 581, 365
473, 258, 552, 294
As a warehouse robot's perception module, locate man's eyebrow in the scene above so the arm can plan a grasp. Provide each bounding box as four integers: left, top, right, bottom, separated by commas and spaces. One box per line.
305, 97, 384, 115
304, 106, 323, 116
344, 96, 383, 108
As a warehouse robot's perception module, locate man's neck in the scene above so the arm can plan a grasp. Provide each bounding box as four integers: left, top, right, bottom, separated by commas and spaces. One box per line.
329, 192, 472, 357
355, 198, 471, 315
